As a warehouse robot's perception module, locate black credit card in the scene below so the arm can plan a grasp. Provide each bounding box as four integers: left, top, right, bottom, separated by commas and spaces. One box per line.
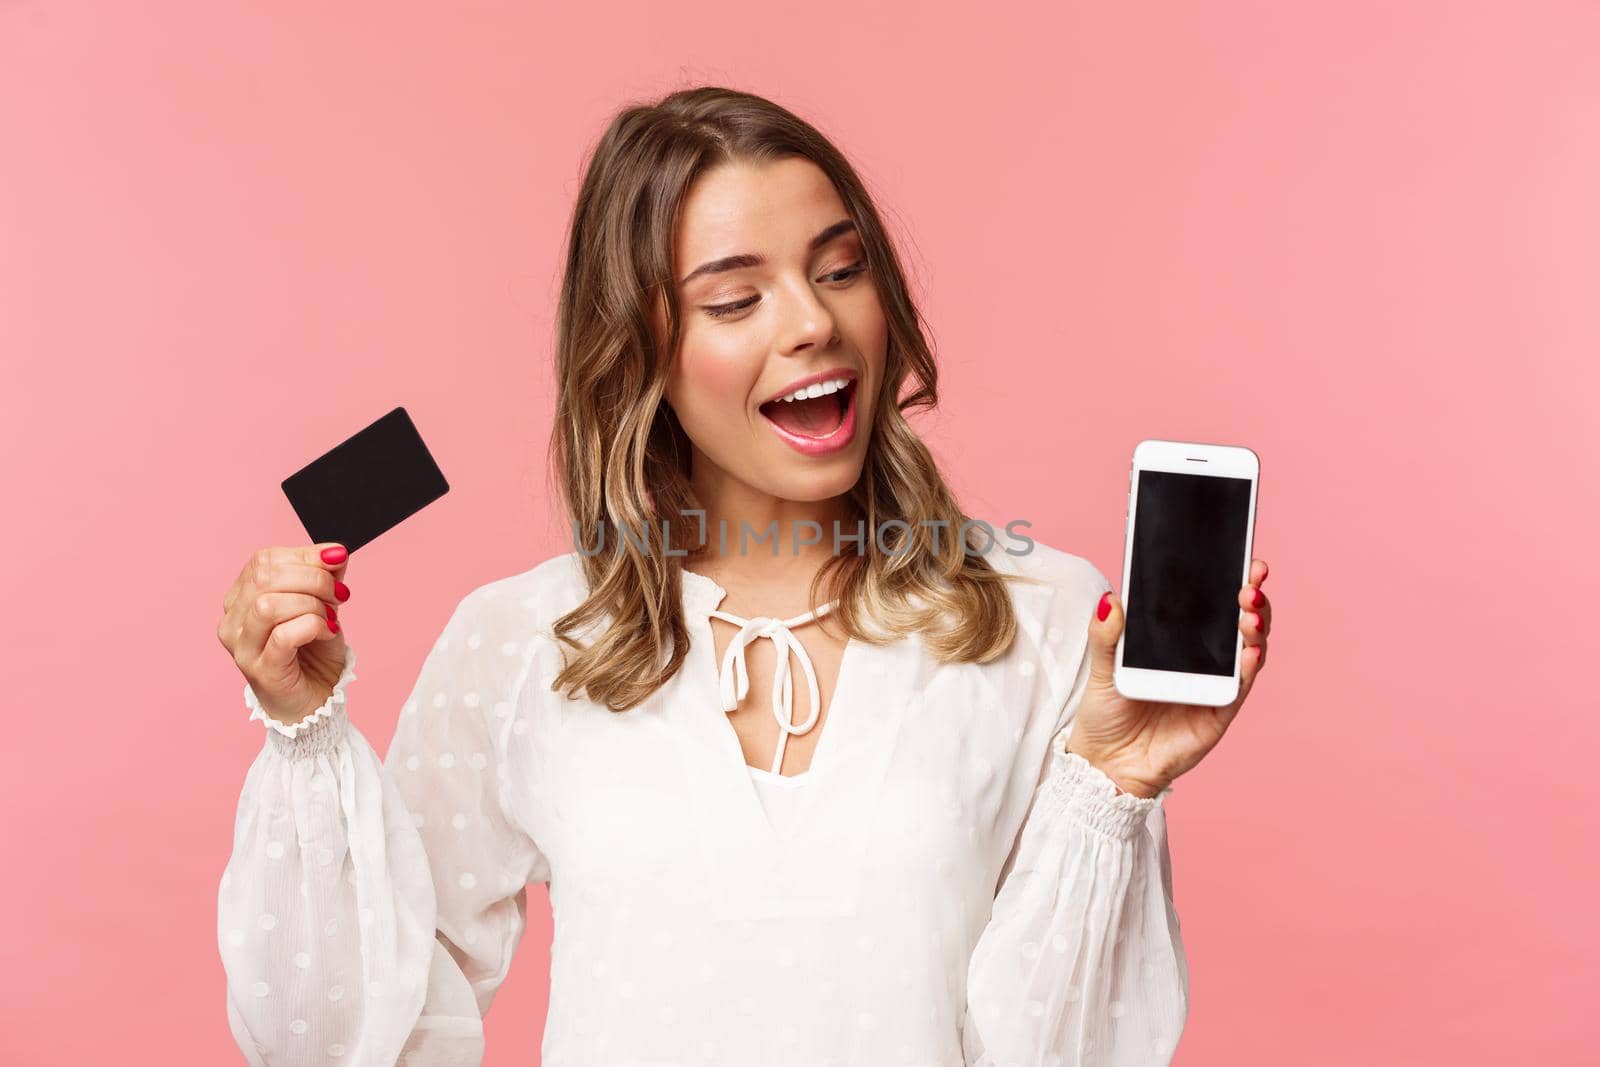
280, 406, 449, 554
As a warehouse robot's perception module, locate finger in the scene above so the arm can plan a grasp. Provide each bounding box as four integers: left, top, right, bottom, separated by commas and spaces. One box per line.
1085, 588, 1123, 687
254, 611, 340, 676
236, 591, 342, 665
320, 544, 352, 602
1231, 639, 1266, 710
307, 542, 350, 584
288, 560, 347, 607
1238, 585, 1270, 637
1239, 609, 1266, 645
1237, 590, 1267, 669
224, 544, 349, 615
281, 542, 349, 583
243, 560, 345, 614
1250, 557, 1268, 588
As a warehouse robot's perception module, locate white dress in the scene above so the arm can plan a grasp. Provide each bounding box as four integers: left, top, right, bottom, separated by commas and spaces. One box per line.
218, 538, 1188, 1066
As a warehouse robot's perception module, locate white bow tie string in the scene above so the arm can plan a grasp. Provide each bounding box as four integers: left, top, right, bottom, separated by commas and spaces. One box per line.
708, 601, 838, 776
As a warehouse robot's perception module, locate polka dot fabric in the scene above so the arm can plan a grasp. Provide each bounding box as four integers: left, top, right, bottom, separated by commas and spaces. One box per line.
218, 538, 1187, 1065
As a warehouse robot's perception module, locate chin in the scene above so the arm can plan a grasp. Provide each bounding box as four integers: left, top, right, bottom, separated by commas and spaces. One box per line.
764, 454, 866, 503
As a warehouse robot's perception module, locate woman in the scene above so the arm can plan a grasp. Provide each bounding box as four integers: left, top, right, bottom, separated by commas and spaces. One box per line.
216, 86, 1272, 1066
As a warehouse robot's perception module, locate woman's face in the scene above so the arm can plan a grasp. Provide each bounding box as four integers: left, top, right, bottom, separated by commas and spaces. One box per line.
659, 156, 887, 512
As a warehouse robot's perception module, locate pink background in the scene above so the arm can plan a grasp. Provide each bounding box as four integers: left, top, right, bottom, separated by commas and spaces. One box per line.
3, 2, 1596, 1063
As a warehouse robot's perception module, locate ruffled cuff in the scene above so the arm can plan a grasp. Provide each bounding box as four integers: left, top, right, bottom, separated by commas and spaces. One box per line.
244, 645, 358, 760
1038, 729, 1173, 839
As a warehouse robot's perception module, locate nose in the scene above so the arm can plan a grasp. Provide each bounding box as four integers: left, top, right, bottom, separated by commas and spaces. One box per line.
775, 276, 840, 355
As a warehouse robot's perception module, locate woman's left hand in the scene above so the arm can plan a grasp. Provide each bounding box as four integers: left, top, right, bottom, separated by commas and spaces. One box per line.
1063, 559, 1272, 798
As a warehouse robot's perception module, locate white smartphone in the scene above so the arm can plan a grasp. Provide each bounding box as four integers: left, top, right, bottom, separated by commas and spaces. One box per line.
1114, 439, 1261, 707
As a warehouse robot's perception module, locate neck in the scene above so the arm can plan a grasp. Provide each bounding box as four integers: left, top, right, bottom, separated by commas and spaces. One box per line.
683, 477, 857, 590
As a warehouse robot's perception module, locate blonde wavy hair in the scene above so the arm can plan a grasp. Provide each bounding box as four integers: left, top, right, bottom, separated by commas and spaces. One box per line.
548, 85, 1029, 711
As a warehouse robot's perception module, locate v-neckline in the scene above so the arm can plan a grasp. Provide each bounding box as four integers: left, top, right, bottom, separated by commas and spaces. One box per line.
680, 566, 861, 839
671, 566, 915, 921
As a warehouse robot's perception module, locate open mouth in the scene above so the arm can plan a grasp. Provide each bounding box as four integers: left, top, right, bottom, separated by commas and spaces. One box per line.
758, 378, 856, 440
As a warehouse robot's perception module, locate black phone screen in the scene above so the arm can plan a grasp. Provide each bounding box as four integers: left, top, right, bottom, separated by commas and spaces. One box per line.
1124, 470, 1253, 676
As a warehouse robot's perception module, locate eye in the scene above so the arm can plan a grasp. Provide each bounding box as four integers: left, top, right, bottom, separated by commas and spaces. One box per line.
701, 260, 869, 320
702, 296, 757, 320
822, 260, 869, 285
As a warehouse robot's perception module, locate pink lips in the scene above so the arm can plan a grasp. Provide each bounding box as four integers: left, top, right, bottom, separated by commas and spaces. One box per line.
760, 380, 858, 456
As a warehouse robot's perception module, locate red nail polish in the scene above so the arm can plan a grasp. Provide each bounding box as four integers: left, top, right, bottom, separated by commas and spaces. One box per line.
325, 605, 337, 622
329, 617, 340, 634
321, 545, 347, 565
1097, 592, 1111, 621
1252, 588, 1263, 608
334, 581, 350, 602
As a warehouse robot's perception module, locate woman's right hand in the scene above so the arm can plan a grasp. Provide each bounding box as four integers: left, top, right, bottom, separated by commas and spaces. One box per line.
218, 543, 352, 727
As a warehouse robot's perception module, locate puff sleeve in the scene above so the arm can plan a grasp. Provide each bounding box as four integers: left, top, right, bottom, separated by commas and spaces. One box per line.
963, 564, 1189, 1066
217, 588, 551, 1066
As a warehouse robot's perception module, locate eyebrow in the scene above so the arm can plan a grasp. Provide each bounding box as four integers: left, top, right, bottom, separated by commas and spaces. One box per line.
677, 218, 859, 287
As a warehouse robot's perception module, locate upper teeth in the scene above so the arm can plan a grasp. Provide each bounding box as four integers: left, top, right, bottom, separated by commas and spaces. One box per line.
774, 377, 851, 403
